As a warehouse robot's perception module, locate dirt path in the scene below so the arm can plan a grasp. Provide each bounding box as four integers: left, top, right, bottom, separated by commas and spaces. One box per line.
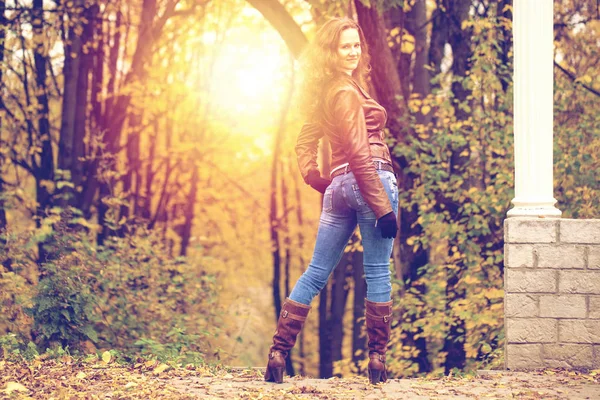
2, 360, 599, 399
167, 369, 600, 399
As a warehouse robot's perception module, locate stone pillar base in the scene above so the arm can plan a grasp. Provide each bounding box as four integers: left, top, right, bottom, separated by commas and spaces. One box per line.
504, 218, 600, 370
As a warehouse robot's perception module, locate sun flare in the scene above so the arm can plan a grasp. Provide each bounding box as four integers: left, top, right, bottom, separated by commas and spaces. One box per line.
208, 29, 290, 118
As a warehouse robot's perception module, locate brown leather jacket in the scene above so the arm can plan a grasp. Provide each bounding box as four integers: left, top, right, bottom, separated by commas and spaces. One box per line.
295, 75, 393, 219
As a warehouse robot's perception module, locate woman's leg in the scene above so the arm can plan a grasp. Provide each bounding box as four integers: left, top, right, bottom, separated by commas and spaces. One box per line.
289, 183, 357, 305
266, 179, 355, 383
356, 170, 398, 302
354, 169, 399, 384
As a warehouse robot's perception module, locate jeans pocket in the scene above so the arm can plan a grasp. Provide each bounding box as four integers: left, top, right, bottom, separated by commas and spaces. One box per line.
352, 184, 367, 207
323, 186, 334, 213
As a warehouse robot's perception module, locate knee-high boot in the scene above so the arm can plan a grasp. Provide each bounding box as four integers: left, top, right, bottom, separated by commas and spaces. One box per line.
365, 299, 393, 384
264, 298, 311, 383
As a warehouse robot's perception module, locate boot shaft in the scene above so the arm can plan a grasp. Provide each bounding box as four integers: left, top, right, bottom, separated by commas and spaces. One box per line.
270, 298, 311, 356
265, 298, 311, 383
365, 299, 392, 356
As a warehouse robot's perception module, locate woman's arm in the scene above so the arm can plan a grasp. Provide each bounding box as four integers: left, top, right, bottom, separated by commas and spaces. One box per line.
332, 87, 393, 219
295, 122, 323, 184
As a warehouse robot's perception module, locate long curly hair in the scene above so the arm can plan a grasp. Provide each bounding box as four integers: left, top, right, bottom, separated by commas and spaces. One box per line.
297, 17, 371, 122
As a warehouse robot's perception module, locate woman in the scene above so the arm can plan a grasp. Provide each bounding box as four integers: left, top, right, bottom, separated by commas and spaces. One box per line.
264, 17, 398, 385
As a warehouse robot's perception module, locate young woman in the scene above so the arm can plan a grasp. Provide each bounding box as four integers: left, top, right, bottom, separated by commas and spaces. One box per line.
264, 17, 398, 385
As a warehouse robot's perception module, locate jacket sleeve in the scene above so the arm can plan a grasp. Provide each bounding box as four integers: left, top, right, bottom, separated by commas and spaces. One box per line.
295, 122, 323, 184
332, 88, 393, 219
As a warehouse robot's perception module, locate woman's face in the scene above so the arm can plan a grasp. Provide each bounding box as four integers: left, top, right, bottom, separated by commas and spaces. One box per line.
336, 28, 361, 75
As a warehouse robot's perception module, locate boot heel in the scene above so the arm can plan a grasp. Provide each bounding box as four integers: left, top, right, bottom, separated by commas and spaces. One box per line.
368, 368, 382, 384
270, 367, 284, 383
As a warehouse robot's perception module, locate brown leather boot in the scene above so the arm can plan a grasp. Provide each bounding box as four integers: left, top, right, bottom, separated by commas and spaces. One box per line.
365, 299, 393, 384
264, 298, 311, 383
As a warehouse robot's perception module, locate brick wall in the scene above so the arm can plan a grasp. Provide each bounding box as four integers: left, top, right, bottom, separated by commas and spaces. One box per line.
504, 218, 600, 370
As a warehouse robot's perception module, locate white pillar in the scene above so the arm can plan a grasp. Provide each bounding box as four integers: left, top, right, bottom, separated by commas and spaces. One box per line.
508, 0, 561, 217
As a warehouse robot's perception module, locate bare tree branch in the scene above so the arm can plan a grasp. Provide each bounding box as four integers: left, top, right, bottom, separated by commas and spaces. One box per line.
554, 61, 600, 98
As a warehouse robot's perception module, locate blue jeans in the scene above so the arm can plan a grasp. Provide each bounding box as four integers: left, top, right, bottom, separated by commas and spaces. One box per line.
289, 170, 399, 305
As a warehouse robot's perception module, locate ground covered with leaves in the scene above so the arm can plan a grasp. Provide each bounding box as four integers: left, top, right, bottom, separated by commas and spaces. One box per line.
1, 356, 600, 399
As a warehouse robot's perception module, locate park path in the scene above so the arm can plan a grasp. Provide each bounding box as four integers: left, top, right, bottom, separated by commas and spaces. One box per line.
2, 359, 599, 399
166, 368, 600, 399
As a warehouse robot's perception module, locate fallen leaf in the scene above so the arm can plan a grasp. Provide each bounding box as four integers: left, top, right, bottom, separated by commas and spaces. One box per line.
153, 364, 170, 375
101, 351, 112, 364
4, 382, 28, 394
76, 371, 86, 379
124, 382, 138, 389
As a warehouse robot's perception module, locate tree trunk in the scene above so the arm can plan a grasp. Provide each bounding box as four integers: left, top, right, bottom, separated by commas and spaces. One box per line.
351, 251, 366, 373
318, 284, 332, 378
357, 0, 432, 374
179, 161, 198, 257
0, 0, 9, 271
330, 258, 350, 376
355, 1, 409, 142
318, 135, 332, 378
149, 119, 175, 229
496, 0, 512, 93
98, 0, 158, 242
386, 7, 410, 101
91, 8, 104, 132
33, 0, 54, 264
120, 110, 142, 234
246, 0, 307, 58
409, 0, 431, 124
291, 161, 307, 375
80, 5, 106, 218
441, 0, 473, 374
267, 54, 296, 375
58, 0, 83, 203
142, 126, 158, 222
281, 157, 291, 299
72, 4, 98, 203
428, 0, 450, 86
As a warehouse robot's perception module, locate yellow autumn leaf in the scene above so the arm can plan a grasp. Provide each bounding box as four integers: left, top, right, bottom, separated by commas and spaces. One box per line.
76, 371, 87, 379
400, 34, 415, 54
101, 351, 112, 364
153, 363, 170, 375
145, 359, 158, 368
421, 105, 431, 115
4, 382, 28, 394
576, 75, 592, 84
463, 275, 480, 285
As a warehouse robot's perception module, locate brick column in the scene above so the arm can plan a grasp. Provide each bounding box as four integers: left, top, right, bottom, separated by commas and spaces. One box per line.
504, 218, 600, 369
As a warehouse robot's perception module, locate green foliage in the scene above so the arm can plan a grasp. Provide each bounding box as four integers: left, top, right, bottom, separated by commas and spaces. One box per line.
0, 334, 39, 361
387, 9, 511, 376
383, 4, 598, 378
26, 257, 100, 346
554, 73, 600, 218
1, 210, 219, 362
134, 327, 207, 365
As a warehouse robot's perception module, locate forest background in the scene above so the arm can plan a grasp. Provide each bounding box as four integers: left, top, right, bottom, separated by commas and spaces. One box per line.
0, 0, 598, 380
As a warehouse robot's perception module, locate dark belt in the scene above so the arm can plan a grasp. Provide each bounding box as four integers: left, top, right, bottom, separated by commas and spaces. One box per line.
330, 161, 394, 179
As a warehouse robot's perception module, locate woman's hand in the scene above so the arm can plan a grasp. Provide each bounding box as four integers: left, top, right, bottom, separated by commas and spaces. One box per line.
307, 170, 331, 194
377, 211, 398, 239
